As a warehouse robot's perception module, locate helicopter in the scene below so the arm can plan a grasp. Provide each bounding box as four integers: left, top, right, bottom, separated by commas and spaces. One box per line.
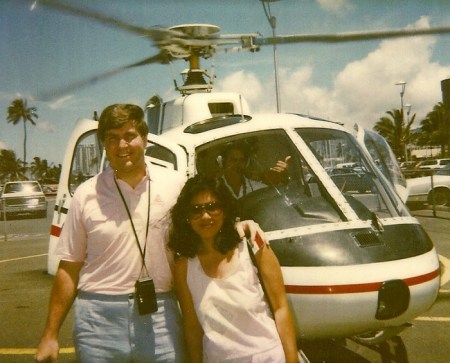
37, 0, 446, 354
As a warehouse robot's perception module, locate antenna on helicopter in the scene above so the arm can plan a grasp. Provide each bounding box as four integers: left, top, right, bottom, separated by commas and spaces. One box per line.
260, 0, 281, 113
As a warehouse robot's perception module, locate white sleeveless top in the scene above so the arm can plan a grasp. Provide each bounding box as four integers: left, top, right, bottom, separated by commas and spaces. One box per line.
187, 241, 285, 363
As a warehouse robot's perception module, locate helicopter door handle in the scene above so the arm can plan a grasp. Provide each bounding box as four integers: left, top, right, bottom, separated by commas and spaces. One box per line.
57, 193, 67, 224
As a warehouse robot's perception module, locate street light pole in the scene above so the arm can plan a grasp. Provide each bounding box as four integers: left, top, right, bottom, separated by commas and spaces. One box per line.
260, 0, 281, 113
396, 81, 407, 161
404, 103, 412, 162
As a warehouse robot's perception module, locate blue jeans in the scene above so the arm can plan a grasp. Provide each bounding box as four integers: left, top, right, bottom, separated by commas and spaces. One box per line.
74, 291, 185, 363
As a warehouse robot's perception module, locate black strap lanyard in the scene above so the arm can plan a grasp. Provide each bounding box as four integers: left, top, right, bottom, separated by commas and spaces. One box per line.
114, 174, 151, 277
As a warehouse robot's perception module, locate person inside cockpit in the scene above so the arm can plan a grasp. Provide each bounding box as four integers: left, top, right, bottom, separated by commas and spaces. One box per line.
218, 142, 290, 199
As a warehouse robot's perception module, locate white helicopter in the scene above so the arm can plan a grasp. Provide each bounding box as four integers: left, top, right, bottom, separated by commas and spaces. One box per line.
39, 0, 445, 355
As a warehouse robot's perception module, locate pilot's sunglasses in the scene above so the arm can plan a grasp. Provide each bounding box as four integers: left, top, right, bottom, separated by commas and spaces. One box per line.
189, 201, 223, 219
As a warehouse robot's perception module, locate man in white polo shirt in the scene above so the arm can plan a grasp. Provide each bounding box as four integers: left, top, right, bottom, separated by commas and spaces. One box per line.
35, 104, 187, 362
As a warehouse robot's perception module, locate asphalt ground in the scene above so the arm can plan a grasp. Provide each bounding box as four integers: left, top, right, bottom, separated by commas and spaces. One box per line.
0, 200, 449, 362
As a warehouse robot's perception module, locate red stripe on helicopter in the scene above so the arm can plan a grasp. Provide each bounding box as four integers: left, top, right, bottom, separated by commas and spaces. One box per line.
50, 225, 62, 238
285, 268, 440, 294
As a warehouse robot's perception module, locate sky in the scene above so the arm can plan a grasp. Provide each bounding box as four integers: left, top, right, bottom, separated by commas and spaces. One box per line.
1, 0, 450, 166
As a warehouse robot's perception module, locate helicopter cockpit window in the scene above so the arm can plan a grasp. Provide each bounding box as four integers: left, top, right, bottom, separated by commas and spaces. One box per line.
296, 128, 403, 219
363, 129, 407, 190
69, 131, 103, 195
195, 130, 342, 232
145, 142, 177, 169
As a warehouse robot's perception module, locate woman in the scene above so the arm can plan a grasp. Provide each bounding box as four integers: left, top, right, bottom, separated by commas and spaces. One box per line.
169, 174, 300, 363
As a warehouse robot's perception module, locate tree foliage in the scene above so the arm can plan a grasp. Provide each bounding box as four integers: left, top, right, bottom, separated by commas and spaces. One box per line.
6, 98, 38, 168
373, 108, 415, 161
0, 149, 25, 183
415, 102, 450, 156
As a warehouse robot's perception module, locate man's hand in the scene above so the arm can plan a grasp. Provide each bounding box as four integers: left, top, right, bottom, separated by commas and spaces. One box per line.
35, 337, 59, 363
270, 156, 291, 173
235, 219, 268, 246
263, 156, 291, 185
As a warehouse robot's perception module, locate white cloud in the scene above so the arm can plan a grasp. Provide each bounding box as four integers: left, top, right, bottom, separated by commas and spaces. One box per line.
215, 70, 269, 110
0, 140, 8, 150
36, 120, 56, 133
216, 17, 450, 132
327, 17, 450, 128
315, 0, 352, 13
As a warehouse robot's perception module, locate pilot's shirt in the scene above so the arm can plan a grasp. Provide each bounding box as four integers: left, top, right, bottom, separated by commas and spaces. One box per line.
221, 175, 266, 199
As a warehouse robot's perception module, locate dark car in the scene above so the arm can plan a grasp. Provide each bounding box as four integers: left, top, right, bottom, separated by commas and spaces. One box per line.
326, 167, 374, 193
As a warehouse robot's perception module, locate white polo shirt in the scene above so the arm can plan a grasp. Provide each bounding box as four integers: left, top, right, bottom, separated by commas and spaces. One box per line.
56, 160, 185, 295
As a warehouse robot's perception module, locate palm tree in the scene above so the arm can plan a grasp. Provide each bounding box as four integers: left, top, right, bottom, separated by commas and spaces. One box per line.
0, 149, 25, 183
417, 102, 450, 157
30, 156, 50, 182
46, 164, 62, 184
373, 108, 416, 161
6, 98, 38, 169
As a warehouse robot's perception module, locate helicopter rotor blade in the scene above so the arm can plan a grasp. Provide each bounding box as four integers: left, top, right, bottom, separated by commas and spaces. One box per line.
254, 26, 450, 46
37, 0, 185, 40
38, 54, 164, 101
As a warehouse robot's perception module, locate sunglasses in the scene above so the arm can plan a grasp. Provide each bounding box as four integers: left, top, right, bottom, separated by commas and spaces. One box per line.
188, 201, 223, 220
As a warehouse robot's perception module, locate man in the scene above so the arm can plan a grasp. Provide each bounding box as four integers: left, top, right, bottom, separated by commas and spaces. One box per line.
35, 104, 263, 362
220, 142, 290, 199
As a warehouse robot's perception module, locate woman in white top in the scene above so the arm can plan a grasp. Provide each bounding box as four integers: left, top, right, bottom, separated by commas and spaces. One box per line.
169, 175, 299, 363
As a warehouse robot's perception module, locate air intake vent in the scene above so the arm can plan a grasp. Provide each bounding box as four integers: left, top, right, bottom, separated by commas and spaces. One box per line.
352, 231, 384, 247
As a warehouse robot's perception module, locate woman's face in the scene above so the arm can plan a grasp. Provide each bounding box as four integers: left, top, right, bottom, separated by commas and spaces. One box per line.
188, 191, 224, 242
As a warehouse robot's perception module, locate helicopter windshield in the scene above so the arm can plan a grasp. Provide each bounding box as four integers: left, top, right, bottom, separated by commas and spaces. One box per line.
196, 128, 407, 233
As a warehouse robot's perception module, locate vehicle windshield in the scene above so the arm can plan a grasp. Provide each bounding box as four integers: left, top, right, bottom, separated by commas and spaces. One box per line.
362, 129, 407, 189
196, 128, 407, 233
437, 165, 450, 176
4, 182, 41, 193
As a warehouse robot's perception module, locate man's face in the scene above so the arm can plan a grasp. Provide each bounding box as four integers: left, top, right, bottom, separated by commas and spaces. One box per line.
103, 120, 146, 177
223, 148, 247, 175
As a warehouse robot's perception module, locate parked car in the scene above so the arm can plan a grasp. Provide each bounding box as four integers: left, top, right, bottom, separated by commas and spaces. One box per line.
326, 167, 374, 193
42, 185, 58, 196
399, 161, 422, 178
416, 158, 450, 170
407, 164, 450, 206
0, 180, 47, 219
400, 161, 418, 170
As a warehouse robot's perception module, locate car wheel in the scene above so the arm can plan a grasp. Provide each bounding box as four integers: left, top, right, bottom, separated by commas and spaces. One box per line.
428, 188, 450, 206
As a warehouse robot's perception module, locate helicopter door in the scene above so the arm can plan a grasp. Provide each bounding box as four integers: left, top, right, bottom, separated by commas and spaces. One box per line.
356, 126, 408, 203
47, 119, 187, 275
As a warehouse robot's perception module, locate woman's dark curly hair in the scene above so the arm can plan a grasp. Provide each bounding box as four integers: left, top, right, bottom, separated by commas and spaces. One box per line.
168, 174, 240, 258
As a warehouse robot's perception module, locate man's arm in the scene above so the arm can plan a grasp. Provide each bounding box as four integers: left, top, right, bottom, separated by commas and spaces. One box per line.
235, 219, 267, 246
35, 260, 83, 363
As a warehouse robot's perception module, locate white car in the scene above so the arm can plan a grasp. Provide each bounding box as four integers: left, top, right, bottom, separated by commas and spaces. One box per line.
416, 158, 450, 170
0, 180, 48, 219
407, 164, 450, 206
